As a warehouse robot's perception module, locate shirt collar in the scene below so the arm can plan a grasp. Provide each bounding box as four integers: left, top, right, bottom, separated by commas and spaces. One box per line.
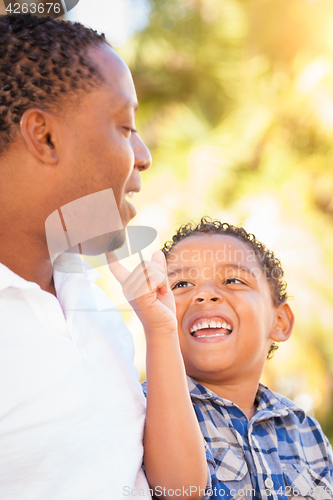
187, 375, 306, 421
0, 254, 100, 295
0, 263, 41, 292
53, 254, 102, 316
254, 382, 306, 422
53, 253, 101, 292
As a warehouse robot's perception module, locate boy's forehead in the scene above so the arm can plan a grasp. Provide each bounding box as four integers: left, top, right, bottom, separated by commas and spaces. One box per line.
166, 234, 258, 266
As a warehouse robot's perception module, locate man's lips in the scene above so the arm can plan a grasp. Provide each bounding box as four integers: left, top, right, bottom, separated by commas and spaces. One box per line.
124, 188, 140, 217
125, 183, 141, 200
187, 312, 234, 339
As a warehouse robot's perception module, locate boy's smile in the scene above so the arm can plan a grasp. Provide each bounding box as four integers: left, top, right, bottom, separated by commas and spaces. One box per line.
187, 312, 233, 341
166, 233, 292, 390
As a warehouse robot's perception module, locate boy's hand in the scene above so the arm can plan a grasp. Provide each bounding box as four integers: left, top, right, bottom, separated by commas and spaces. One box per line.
106, 251, 178, 337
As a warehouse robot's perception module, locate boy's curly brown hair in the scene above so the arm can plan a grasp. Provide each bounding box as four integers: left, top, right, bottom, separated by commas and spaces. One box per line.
162, 217, 288, 359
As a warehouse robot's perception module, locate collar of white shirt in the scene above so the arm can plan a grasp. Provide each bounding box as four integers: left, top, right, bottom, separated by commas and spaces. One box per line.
0, 252, 100, 294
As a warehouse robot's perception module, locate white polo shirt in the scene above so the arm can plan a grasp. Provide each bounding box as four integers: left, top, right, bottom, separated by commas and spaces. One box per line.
0, 256, 150, 499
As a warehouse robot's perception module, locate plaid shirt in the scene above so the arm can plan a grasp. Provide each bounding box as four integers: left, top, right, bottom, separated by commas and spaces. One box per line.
142, 378, 333, 500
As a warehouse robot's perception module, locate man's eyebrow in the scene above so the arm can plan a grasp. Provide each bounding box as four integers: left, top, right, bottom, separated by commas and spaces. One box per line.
115, 100, 139, 115
123, 100, 139, 112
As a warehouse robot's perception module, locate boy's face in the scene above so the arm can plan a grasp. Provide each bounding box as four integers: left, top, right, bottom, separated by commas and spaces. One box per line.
166, 234, 285, 387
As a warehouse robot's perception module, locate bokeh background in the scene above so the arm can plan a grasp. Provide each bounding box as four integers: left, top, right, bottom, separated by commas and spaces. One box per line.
3, 0, 333, 441
75, 0, 333, 443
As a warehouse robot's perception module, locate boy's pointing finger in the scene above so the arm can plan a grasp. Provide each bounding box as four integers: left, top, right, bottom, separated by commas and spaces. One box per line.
151, 251, 167, 271
106, 251, 131, 285
151, 251, 168, 294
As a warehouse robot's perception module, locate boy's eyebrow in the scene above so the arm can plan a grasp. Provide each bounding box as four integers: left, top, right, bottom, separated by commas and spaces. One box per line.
167, 264, 258, 279
167, 267, 189, 277
219, 264, 258, 278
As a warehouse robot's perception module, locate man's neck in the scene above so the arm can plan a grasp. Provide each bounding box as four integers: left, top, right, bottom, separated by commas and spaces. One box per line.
0, 149, 59, 296
0, 227, 56, 296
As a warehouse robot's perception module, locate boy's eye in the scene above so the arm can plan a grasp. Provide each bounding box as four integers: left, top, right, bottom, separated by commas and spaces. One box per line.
171, 281, 194, 290
223, 278, 245, 285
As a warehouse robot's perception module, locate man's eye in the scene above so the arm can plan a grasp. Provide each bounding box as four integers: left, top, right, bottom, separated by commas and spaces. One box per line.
223, 278, 245, 285
123, 127, 137, 135
171, 281, 194, 290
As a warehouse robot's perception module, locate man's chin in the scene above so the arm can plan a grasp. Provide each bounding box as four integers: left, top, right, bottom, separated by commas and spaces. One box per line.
67, 229, 127, 256
105, 229, 127, 253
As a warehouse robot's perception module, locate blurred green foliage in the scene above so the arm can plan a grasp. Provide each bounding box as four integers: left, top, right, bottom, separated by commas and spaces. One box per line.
118, 0, 333, 441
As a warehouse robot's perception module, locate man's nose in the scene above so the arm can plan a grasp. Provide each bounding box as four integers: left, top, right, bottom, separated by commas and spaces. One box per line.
132, 132, 152, 172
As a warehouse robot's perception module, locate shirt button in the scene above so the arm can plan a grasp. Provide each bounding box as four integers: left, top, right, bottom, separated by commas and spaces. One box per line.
265, 478, 274, 489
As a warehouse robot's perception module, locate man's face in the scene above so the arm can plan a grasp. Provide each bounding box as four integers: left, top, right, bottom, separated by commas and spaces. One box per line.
54, 43, 151, 254
167, 234, 279, 388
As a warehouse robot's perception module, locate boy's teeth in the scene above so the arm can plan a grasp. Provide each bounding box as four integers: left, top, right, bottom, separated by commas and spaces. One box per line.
196, 333, 227, 338
190, 317, 232, 335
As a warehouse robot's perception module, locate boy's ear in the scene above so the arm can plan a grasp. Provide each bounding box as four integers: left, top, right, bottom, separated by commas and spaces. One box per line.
270, 303, 294, 343
20, 108, 59, 164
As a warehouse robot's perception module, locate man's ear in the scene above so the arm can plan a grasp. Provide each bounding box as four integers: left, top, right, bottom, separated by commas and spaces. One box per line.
20, 108, 59, 164
270, 302, 294, 343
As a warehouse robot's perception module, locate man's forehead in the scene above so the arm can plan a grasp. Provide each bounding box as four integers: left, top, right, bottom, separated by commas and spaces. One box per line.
87, 44, 137, 107
87, 43, 126, 72
98, 94, 138, 117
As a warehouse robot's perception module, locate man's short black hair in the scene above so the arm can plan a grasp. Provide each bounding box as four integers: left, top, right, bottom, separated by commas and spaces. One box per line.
163, 217, 289, 359
0, 14, 107, 155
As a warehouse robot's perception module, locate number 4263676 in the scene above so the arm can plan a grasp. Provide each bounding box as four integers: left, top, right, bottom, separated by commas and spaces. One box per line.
6, 3, 61, 14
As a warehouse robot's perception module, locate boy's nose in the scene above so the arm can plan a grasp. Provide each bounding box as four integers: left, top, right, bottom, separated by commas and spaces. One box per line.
193, 289, 223, 303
